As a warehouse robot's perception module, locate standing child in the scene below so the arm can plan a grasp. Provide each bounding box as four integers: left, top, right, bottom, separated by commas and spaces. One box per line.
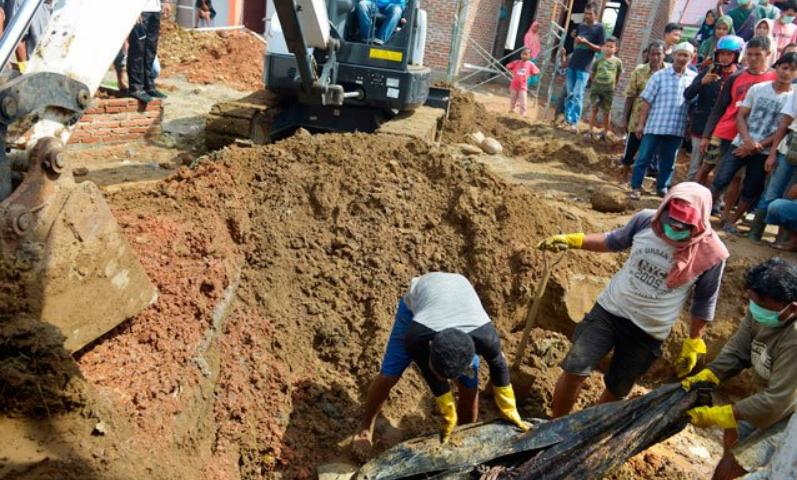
588, 37, 623, 140
507, 48, 540, 116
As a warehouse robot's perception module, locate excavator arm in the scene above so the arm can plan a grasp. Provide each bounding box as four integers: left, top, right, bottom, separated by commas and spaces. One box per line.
272, 0, 349, 106
0, 0, 158, 352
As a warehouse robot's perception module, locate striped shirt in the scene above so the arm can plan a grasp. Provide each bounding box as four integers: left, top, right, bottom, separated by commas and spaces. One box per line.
640, 67, 697, 137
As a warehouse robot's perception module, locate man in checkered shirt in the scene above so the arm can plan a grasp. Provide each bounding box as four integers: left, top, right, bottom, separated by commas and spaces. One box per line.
629, 42, 698, 199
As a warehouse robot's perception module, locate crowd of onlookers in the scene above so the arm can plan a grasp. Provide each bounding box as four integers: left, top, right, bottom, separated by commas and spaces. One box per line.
506, 0, 797, 253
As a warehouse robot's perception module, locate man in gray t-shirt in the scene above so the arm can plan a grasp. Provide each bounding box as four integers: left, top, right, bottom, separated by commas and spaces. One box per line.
351, 272, 527, 461
538, 184, 727, 418
711, 53, 797, 234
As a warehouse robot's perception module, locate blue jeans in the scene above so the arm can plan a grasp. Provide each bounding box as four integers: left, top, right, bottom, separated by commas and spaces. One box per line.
630, 134, 683, 193
766, 198, 797, 230
711, 151, 768, 204
757, 154, 796, 212
357, 1, 403, 43
564, 68, 590, 125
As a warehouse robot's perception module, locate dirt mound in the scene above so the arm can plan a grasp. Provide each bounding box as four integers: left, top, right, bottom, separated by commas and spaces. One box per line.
441, 90, 618, 170
0, 316, 85, 416
80, 130, 625, 478
159, 21, 264, 91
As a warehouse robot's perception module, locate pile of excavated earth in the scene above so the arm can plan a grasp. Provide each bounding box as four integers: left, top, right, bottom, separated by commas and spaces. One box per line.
159, 21, 265, 91
0, 91, 761, 480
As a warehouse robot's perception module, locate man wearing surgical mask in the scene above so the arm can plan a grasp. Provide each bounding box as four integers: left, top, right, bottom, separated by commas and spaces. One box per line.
682, 257, 797, 480
538, 183, 729, 418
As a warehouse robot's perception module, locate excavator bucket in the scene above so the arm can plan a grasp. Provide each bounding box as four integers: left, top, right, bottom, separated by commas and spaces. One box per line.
0, 138, 157, 352
0, 0, 158, 352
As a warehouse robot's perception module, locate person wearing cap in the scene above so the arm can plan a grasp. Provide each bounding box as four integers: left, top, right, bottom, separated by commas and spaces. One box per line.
351, 272, 528, 461
629, 42, 698, 199
710, 51, 797, 234
682, 257, 797, 479
538, 183, 729, 418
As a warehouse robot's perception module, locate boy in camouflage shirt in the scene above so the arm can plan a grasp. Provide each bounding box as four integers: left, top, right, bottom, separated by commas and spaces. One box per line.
588, 37, 623, 140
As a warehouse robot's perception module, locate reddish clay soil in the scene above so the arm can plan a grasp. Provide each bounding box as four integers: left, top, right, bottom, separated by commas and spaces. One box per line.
159, 21, 265, 92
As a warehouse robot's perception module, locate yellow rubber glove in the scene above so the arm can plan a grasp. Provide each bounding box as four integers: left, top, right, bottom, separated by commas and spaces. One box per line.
675, 338, 707, 378
687, 405, 738, 429
536, 233, 585, 252
435, 391, 458, 444
493, 384, 530, 431
18, 61, 27, 73
681, 368, 720, 392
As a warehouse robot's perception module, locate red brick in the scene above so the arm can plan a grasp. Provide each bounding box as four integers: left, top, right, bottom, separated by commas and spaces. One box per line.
120, 119, 155, 127
80, 137, 101, 144
104, 98, 135, 107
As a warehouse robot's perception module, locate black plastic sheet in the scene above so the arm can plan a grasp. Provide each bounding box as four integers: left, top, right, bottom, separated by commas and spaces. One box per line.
354, 383, 714, 480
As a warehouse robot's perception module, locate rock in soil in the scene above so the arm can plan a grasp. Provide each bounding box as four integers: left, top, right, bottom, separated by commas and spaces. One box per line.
591, 186, 630, 213
480, 137, 503, 155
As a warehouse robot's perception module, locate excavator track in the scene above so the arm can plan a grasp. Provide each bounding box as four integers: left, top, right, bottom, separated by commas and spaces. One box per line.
206, 89, 448, 149
205, 90, 282, 150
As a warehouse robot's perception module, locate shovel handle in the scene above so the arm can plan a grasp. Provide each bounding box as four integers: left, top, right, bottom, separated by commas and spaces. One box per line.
513, 249, 567, 370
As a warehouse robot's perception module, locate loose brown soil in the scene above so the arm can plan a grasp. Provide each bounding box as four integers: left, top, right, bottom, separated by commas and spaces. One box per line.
159, 21, 265, 91
1, 89, 789, 480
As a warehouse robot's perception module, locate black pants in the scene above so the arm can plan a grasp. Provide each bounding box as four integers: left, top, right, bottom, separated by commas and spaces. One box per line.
128, 12, 161, 93
621, 132, 641, 166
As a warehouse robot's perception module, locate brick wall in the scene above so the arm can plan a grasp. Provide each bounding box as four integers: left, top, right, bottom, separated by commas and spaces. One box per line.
424, 0, 458, 71
70, 98, 163, 146
423, 0, 505, 73
609, 0, 665, 121
459, 0, 504, 67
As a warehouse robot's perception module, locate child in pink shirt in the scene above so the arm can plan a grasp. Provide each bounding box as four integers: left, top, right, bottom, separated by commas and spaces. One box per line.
772, 2, 797, 56
506, 48, 540, 116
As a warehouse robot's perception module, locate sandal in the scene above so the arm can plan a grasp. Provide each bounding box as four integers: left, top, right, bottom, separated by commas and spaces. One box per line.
771, 242, 797, 252
629, 190, 641, 200
722, 223, 739, 234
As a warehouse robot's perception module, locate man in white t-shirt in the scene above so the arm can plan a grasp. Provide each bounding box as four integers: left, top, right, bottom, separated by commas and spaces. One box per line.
711, 52, 797, 233
128, 0, 171, 103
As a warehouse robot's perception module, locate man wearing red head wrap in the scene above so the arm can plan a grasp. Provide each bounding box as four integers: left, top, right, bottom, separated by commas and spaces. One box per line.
537, 183, 730, 418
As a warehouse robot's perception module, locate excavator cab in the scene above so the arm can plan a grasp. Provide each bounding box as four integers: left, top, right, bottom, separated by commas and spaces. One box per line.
260, 0, 444, 139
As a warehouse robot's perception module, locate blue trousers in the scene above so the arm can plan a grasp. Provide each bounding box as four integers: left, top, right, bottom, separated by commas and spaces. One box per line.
767, 198, 797, 230
757, 154, 796, 213
564, 67, 590, 125
357, 1, 403, 42
711, 151, 768, 204
630, 134, 682, 193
